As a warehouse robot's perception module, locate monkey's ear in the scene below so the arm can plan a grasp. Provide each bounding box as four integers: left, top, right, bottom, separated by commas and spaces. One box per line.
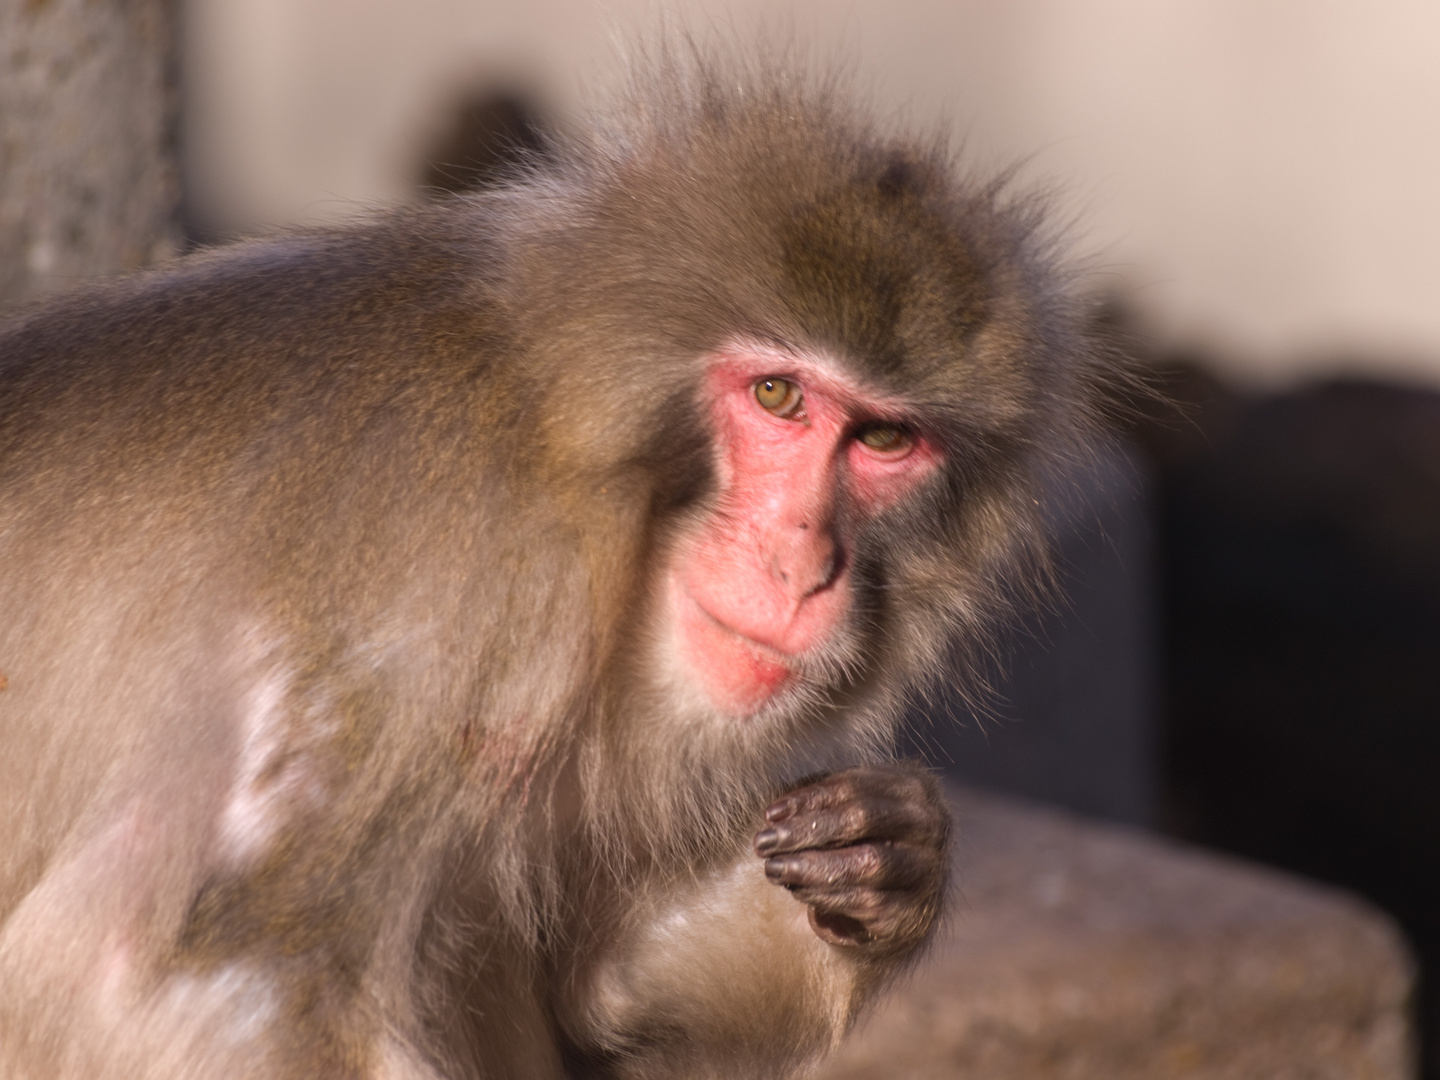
874, 153, 935, 202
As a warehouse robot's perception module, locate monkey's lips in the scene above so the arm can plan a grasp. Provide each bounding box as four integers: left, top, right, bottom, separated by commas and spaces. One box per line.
672, 585, 796, 715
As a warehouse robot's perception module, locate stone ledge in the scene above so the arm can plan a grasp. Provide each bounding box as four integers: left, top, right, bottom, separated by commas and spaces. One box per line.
818, 786, 1415, 1080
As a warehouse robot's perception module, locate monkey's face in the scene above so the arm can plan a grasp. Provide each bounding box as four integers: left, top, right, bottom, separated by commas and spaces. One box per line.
663, 342, 942, 717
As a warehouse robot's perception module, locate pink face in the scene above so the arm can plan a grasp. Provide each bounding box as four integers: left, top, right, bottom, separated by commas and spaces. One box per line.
668, 345, 942, 716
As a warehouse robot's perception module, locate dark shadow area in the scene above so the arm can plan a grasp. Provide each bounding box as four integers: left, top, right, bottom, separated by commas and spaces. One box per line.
903, 440, 1160, 829
1145, 370, 1440, 1079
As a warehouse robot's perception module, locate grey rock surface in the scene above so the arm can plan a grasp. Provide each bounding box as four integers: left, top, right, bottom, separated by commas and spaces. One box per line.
0, 0, 179, 309
819, 786, 1415, 1079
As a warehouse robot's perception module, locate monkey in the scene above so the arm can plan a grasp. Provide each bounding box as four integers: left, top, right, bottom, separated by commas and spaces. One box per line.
0, 44, 1111, 1080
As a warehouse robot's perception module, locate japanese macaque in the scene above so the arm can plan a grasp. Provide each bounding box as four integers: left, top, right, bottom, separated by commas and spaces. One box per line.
0, 44, 1111, 1080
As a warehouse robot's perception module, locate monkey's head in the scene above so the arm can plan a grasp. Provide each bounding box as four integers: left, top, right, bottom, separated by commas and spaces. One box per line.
660, 343, 946, 718
491, 52, 1104, 772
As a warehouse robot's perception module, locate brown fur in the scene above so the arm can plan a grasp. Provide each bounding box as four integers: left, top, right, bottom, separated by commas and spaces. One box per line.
0, 41, 1113, 1080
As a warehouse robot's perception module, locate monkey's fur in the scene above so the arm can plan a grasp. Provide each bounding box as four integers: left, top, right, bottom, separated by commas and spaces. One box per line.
0, 45, 1110, 1080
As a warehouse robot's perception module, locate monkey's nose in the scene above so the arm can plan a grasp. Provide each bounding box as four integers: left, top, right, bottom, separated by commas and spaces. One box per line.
771, 525, 839, 600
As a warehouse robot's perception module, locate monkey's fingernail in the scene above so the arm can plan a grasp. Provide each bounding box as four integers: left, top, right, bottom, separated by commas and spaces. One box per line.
764, 800, 792, 823
755, 827, 779, 854
764, 857, 788, 882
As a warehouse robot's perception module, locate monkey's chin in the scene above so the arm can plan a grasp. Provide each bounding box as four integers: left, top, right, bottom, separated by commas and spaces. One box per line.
672, 586, 795, 718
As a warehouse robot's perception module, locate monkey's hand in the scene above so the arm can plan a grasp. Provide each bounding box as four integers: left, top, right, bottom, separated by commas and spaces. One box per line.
754, 766, 949, 955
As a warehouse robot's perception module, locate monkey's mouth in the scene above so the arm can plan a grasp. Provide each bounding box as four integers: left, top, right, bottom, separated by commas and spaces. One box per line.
673, 585, 796, 715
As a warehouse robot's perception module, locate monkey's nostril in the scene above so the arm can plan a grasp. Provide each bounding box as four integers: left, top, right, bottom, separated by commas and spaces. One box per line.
803, 553, 839, 598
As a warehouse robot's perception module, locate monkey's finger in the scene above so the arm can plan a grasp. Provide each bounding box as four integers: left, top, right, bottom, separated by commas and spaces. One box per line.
755, 799, 907, 854
756, 787, 944, 854
763, 841, 937, 892
805, 891, 936, 952
765, 767, 944, 832
765, 767, 928, 821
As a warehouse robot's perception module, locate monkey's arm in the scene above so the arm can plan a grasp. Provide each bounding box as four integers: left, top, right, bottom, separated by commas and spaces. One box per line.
558, 765, 949, 1080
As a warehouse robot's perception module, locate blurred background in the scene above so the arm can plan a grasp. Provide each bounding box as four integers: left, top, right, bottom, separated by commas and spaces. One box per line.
5, 0, 1439, 1072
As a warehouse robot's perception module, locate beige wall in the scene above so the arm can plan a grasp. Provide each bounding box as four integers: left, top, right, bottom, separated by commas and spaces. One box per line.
184, 0, 1440, 388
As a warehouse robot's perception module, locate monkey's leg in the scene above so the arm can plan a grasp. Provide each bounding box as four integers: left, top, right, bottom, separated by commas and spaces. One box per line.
555, 769, 948, 1080
0, 798, 485, 1080
555, 858, 869, 1080
0, 799, 290, 1078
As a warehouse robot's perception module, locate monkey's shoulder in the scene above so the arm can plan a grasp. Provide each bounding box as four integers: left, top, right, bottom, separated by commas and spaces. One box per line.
0, 210, 513, 444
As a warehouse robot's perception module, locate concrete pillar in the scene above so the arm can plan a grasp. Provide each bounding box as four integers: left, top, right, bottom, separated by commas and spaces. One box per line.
0, 0, 179, 309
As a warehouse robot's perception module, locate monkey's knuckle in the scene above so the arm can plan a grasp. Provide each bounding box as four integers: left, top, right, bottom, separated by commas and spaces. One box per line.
817, 853, 857, 888
889, 768, 925, 795
849, 800, 885, 835
872, 845, 919, 889
908, 816, 947, 853
848, 842, 887, 881
911, 795, 950, 839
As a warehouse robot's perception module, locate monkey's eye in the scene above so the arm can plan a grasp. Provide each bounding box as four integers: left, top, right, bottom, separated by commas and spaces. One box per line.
754, 377, 806, 420
856, 423, 914, 454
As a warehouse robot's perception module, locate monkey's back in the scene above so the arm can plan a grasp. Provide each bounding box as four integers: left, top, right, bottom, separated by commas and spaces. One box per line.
0, 212, 547, 915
